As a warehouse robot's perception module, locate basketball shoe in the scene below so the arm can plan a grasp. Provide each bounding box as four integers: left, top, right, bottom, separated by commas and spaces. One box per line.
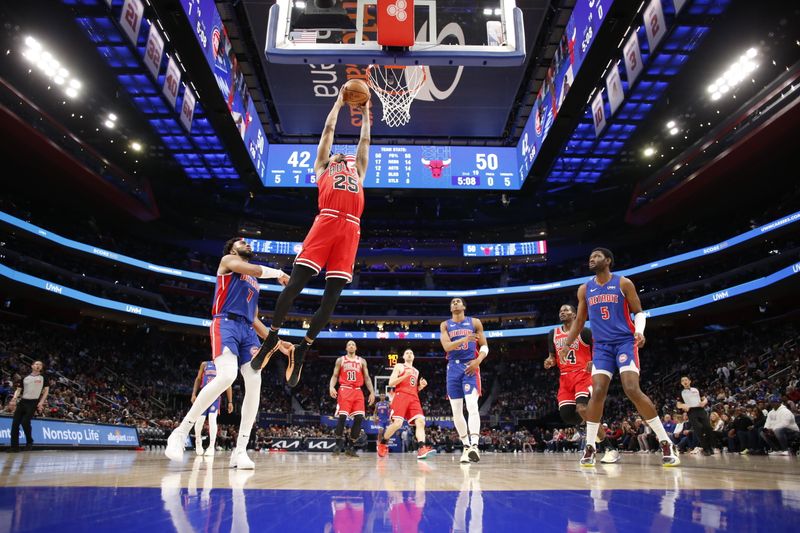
229, 448, 255, 470
600, 449, 620, 464
468, 444, 480, 463
286, 342, 309, 387
417, 446, 436, 460
580, 445, 596, 467
377, 443, 389, 457
661, 441, 681, 467
165, 429, 188, 462
250, 329, 281, 370
460, 446, 471, 464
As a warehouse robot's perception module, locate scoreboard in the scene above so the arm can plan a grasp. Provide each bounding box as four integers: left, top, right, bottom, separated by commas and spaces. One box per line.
463, 241, 548, 257
263, 144, 520, 190
245, 239, 303, 255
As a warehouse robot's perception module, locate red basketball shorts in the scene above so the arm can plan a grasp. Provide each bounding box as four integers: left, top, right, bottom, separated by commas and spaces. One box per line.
336, 386, 365, 418
557, 370, 593, 407
390, 392, 424, 423
295, 209, 361, 283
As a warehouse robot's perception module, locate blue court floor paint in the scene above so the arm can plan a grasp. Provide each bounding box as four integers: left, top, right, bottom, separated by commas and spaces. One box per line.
1, 486, 799, 532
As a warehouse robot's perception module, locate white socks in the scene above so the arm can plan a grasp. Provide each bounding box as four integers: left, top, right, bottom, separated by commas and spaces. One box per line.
465, 392, 481, 446
646, 416, 671, 443
236, 362, 262, 451
450, 398, 470, 446
586, 422, 600, 448
178, 352, 238, 434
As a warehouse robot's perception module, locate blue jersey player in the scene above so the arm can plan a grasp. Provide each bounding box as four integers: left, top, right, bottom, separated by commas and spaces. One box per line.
560, 248, 680, 467
191, 360, 233, 457
167, 237, 292, 469
440, 298, 488, 464
373, 394, 391, 443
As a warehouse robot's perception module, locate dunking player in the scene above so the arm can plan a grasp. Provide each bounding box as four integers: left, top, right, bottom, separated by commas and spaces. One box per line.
166, 238, 292, 469
373, 393, 391, 444
440, 298, 488, 464
251, 90, 371, 387
559, 248, 680, 467
330, 340, 375, 457
377, 349, 435, 459
191, 360, 233, 456
545, 304, 619, 464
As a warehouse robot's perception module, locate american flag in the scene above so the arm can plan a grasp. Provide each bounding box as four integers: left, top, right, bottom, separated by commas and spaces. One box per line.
290, 31, 317, 44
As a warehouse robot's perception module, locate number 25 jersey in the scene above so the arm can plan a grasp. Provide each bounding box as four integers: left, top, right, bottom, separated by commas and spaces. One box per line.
317, 158, 364, 218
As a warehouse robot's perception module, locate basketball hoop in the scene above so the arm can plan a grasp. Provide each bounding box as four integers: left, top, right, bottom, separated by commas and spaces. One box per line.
367, 64, 426, 127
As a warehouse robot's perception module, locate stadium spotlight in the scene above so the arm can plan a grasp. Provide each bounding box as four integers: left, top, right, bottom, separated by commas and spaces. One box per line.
131, 141, 143, 152
669, 127, 679, 135
22, 36, 82, 99
707, 47, 758, 101
643, 147, 656, 157
666, 120, 675, 129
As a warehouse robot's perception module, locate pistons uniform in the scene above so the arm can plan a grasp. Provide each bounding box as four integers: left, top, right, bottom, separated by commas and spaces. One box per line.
390, 365, 424, 424
585, 274, 639, 377
210, 270, 260, 364
375, 399, 391, 429
201, 361, 222, 417
444, 318, 481, 399
548, 327, 593, 408
336, 356, 366, 418
295, 157, 364, 283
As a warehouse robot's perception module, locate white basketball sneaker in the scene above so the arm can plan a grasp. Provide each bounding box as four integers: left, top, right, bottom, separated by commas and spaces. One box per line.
468, 444, 481, 463
460, 446, 471, 464
600, 449, 620, 464
229, 448, 255, 470
165, 429, 187, 462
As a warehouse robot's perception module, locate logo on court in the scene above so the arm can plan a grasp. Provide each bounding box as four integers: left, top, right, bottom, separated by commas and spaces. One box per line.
619, 354, 628, 363
386, 0, 408, 22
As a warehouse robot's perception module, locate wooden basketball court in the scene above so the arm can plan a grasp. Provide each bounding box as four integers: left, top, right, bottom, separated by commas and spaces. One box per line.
2, 450, 799, 531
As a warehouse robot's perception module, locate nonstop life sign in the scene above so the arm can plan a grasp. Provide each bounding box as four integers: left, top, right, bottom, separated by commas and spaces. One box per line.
0, 416, 140, 448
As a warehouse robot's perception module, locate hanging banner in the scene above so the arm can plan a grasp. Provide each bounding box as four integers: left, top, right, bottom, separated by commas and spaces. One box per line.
119, 0, 144, 45
591, 90, 606, 137
162, 55, 182, 109
180, 87, 196, 131
605, 63, 624, 115
623, 31, 644, 85
644, 0, 667, 50
143, 23, 165, 79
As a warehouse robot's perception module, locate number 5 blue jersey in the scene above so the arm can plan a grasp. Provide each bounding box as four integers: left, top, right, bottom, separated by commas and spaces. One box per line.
585, 274, 635, 343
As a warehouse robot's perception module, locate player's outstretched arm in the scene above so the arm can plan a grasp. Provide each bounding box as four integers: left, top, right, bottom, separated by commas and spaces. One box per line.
315, 92, 345, 176
621, 276, 647, 347
191, 362, 205, 403
361, 357, 376, 405
220, 255, 288, 284
329, 357, 343, 399
561, 285, 588, 351
355, 102, 371, 181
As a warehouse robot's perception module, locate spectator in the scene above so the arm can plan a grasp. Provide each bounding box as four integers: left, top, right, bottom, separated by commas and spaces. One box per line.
761, 396, 800, 455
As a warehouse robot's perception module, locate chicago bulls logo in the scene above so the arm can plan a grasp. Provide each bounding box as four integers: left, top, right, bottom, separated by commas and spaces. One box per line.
421, 158, 451, 178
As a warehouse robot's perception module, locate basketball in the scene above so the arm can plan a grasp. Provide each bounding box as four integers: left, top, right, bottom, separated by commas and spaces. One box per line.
341, 79, 371, 106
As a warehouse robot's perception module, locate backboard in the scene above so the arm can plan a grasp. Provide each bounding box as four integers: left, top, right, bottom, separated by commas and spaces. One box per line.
265, 0, 525, 67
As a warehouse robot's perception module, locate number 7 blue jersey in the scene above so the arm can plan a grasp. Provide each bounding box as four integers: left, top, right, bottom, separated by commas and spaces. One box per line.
585, 274, 635, 343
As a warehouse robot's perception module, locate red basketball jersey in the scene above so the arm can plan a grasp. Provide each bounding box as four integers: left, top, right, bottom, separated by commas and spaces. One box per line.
316, 159, 364, 217
394, 364, 420, 397
338, 356, 364, 388
552, 326, 592, 373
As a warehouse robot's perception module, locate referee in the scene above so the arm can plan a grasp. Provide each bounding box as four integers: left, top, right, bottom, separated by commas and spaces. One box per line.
8, 361, 50, 452
676, 375, 714, 456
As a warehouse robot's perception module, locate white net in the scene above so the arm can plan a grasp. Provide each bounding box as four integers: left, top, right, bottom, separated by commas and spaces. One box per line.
367, 65, 426, 127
